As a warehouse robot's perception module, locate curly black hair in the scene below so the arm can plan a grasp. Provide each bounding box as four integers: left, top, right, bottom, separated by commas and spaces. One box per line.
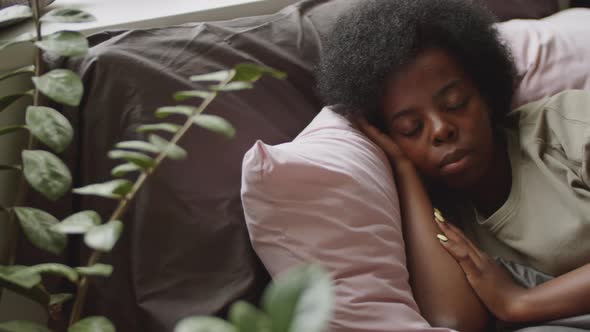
316, 0, 516, 130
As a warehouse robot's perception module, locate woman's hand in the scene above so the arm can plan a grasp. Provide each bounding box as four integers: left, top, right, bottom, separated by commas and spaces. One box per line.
436, 219, 530, 322
354, 117, 411, 171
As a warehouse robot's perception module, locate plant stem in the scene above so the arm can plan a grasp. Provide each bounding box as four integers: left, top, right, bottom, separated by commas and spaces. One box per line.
68, 84, 225, 325
1, 0, 43, 302
31, 0, 42, 106
5, 0, 43, 264
32, 1, 42, 42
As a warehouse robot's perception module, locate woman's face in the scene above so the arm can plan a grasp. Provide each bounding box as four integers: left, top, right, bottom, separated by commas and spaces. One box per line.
382, 48, 496, 189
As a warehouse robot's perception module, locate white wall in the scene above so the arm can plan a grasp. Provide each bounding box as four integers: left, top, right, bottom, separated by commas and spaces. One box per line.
0, 0, 301, 70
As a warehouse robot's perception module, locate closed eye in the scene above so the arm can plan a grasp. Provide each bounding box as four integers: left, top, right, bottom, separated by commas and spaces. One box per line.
446, 96, 470, 111
400, 122, 423, 137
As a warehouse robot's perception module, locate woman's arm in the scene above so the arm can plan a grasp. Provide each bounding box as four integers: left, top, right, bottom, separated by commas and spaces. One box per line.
358, 119, 491, 331
515, 263, 590, 321
439, 221, 590, 323
395, 162, 491, 330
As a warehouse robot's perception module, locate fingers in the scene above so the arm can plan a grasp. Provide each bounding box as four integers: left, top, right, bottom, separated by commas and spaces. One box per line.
437, 231, 483, 278
353, 116, 403, 162
355, 117, 390, 147
433, 209, 486, 276
442, 220, 486, 261
433, 208, 486, 261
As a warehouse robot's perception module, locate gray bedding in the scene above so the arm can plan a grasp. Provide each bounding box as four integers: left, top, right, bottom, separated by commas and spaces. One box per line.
499, 259, 590, 331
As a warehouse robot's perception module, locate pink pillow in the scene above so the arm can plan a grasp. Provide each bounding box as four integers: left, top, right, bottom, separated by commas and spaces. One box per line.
498, 8, 590, 108
241, 108, 453, 332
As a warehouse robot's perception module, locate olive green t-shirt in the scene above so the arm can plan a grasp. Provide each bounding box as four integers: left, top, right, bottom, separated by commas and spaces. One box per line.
461, 90, 590, 277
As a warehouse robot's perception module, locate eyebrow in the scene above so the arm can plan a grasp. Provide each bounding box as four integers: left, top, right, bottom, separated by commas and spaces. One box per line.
433, 79, 462, 100
390, 108, 416, 123
389, 79, 463, 123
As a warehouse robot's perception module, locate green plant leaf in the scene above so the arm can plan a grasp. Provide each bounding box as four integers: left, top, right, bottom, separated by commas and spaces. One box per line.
22, 150, 72, 201
68, 316, 115, 332
0, 265, 42, 289
0, 320, 51, 332
148, 134, 187, 160
41, 8, 96, 23
0, 65, 34, 82
111, 163, 141, 177
0, 275, 49, 306
75, 264, 113, 277
154, 106, 196, 118
73, 179, 133, 199
262, 265, 333, 332
84, 220, 123, 252
115, 140, 159, 154
35, 31, 89, 57
52, 210, 101, 234
136, 123, 180, 134
32, 69, 83, 107
173, 90, 213, 101
192, 114, 235, 138
232, 63, 286, 82
0, 32, 34, 51
0, 91, 33, 112
13, 207, 67, 255
50, 293, 74, 306
174, 317, 237, 332
26, 106, 73, 153
0, 5, 32, 28
209, 81, 253, 92
108, 150, 154, 169
229, 301, 271, 332
24, 263, 78, 283
0, 125, 27, 136
0, 266, 51, 306
0, 164, 21, 171
189, 70, 233, 82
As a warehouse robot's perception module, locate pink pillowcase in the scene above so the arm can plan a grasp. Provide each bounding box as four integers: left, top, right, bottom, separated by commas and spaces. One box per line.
498, 8, 590, 107
241, 109, 453, 332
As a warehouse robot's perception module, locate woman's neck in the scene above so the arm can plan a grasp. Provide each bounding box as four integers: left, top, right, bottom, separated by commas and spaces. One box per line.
468, 138, 512, 218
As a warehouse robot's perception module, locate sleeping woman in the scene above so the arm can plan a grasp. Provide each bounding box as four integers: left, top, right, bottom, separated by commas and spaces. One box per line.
316, 0, 590, 331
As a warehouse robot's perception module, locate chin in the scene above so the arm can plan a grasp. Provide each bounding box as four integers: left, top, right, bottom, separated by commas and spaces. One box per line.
441, 168, 482, 190
439, 152, 490, 190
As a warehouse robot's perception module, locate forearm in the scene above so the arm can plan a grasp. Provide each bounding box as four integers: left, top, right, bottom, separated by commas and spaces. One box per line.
394, 162, 491, 331
511, 263, 590, 322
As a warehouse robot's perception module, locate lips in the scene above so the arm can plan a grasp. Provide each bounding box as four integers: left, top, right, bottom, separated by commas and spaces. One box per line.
439, 149, 470, 170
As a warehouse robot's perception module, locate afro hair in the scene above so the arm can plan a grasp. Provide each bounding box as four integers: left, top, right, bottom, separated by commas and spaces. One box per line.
316, 0, 517, 129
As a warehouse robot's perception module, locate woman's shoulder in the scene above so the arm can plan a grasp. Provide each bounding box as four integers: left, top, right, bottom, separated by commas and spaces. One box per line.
509, 89, 590, 125
508, 89, 590, 181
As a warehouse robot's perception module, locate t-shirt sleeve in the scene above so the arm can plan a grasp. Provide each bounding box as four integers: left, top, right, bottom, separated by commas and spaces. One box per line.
517, 90, 590, 188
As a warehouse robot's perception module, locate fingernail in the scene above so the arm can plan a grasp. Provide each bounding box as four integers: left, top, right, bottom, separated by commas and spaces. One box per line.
434, 208, 446, 223
437, 234, 448, 242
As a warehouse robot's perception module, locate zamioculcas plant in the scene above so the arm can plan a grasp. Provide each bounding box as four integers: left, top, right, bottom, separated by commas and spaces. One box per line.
0, 2, 334, 332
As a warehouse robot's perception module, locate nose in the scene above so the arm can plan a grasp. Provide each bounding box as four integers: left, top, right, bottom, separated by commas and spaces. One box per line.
431, 115, 457, 146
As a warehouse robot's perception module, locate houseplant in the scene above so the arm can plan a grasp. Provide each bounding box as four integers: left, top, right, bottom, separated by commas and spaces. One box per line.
0, 2, 333, 331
